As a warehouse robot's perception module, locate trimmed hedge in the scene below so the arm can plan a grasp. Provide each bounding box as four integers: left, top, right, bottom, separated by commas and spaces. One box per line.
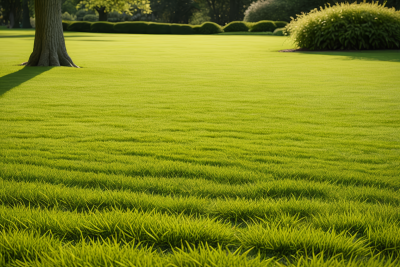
147, 23, 172, 34
91, 22, 115, 33
275, 21, 288, 28
114, 22, 149, 34
67, 21, 92, 32
62, 20, 288, 35
223, 21, 249, 32
249, 20, 277, 32
62, 21, 72, 31
170, 24, 195, 34
197, 22, 223, 34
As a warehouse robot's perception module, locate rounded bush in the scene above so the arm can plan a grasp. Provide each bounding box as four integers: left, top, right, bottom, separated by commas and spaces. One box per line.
170, 24, 195, 34
287, 2, 400, 50
67, 21, 92, 32
83, 14, 98, 22
147, 23, 172, 34
274, 21, 288, 28
249, 20, 277, 32
197, 22, 223, 34
223, 21, 249, 32
273, 27, 285, 36
244, 0, 291, 22
114, 22, 149, 34
91, 22, 115, 33
62, 21, 72, 31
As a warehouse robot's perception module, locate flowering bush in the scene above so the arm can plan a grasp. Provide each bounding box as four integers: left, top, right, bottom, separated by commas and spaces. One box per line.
286, 1, 400, 50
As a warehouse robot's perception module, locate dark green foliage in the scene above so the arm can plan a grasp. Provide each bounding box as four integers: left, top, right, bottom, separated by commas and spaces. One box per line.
170, 24, 195, 34
197, 22, 223, 34
249, 20, 277, 32
147, 23, 172, 34
83, 14, 98, 22
192, 25, 201, 34
223, 21, 249, 32
244, 0, 400, 23
114, 22, 150, 34
91, 22, 115, 33
287, 2, 400, 50
67, 21, 92, 32
62, 21, 72, 32
275, 21, 288, 28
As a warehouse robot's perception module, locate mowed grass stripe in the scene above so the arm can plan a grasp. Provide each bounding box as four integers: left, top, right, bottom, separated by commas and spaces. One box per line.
1, 152, 399, 190
1, 164, 400, 204
3, 231, 397, 267
1, 205, 396, 258
1, 179, 399, 223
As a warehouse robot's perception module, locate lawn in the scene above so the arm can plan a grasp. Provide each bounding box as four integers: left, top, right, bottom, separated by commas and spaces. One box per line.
0, 27, 399, 266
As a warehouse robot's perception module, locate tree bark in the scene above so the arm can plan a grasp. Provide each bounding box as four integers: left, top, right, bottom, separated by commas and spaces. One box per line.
25, 0, 78, 67
22, 0, 32, 28
96, 6, 108, 21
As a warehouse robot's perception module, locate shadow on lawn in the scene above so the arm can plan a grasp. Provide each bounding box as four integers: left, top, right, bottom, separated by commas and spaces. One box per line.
298, 50, 400, 63
0, 67, 51, 97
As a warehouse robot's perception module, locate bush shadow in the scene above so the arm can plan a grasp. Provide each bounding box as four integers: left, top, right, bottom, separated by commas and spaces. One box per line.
0, 67, 51, 97
297, 50, 400, 63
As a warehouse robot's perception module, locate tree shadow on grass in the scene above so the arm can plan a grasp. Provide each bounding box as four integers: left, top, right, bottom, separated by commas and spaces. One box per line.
296, 50, 400, 63
0, 67, 51, 97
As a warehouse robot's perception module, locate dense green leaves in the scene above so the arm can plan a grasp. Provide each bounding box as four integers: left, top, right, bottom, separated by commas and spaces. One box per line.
286, 2, 400, 50
223, 21, 249, 32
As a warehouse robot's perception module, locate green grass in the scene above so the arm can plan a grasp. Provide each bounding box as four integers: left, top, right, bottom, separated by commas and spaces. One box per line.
218, 31, 274, 35
0, 27, 399, 266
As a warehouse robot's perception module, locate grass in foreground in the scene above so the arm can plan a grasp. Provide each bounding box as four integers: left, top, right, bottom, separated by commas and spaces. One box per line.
0, 28, 399, 266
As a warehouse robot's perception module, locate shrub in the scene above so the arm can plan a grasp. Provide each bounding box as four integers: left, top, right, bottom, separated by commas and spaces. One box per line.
83, 14, 98, 22
30, 17, 35, 28
197, 22, 223, 34
61, 12, 75, 21
249, 20, 277, 32
223, 21, 249, 32
170, 24, 195, 34
286, 2, 400, 50
192, 25, 201, 34
244, 0, 292, 22
274, 21, 288, 28
114, 22, 149, 34
67, 21, 92, 32
91, 22, 115, 33
273, 27, 286, 36
76, 9, 95, 21
147, 23, 172, 34
108, 11, 124, 23
62, 21, 72, 31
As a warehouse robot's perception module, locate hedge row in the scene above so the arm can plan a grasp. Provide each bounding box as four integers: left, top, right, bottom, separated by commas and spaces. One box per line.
62, 20, 288, 35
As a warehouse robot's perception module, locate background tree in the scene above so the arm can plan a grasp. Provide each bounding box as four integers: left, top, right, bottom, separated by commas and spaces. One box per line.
77, 0, 151, 21
150, 0, 198, 24
244, 0, 400, 23
0, 0, 22, 28
24, 0, 78, 67
21, 0, 31, 28
195, 0, 251, 25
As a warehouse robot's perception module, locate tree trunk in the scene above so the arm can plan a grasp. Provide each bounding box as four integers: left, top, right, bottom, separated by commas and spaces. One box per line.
9, 12, 15, 28
25, 0, 78, 67
96, 7, 108, 21
229, 0, 239, 22
22, 0, 32, 28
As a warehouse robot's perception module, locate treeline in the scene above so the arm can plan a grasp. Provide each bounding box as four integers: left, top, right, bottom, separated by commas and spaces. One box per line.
1, 0, 399, 28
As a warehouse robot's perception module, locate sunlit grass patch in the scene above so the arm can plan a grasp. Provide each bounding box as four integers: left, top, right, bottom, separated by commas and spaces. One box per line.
0, 28, 399, 266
